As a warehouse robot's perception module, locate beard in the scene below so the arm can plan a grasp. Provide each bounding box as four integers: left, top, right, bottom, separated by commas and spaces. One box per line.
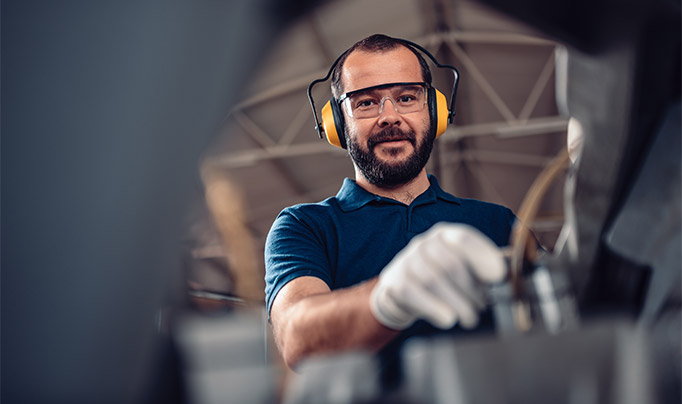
347, 123, 435, 188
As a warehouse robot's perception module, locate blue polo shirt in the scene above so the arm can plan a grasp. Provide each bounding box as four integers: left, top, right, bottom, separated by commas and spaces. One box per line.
264, 175, 515, 316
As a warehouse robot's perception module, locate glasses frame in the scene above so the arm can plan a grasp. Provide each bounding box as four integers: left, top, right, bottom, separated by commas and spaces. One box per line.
337, 81, 429, 119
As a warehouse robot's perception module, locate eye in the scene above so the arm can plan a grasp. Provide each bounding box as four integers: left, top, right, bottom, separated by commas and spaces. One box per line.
395, 86, 422, 104
396, 94, 417, 104
354, 98, 378, 109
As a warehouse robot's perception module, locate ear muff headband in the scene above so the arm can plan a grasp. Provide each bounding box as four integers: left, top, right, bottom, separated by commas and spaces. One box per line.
307, 37, 459, 149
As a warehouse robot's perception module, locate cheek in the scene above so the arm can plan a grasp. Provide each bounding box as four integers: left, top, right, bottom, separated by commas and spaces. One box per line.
421, 108, 431, 127
422, 116, 430, 131
345, 119, 370, 141
408, 113, 431, 135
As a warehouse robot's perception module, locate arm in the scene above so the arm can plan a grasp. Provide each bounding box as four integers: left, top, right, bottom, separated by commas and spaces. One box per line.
270, 276, 398, 368
269, 223, 508, 369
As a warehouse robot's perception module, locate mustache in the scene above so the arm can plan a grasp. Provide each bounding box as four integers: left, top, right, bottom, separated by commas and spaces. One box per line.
367, 127, 417, 150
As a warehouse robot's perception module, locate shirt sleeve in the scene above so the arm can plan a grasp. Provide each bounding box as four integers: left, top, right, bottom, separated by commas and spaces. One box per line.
264, 207, 333, 318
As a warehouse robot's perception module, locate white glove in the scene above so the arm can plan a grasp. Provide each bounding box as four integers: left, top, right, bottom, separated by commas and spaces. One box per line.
369, 223, 506, 330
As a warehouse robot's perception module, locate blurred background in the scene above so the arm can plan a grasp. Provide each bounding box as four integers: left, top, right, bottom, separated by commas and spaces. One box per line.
2, 0, 679, 403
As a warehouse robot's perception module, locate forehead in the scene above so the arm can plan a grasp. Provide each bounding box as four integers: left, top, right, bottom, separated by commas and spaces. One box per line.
341, 46, 423, 94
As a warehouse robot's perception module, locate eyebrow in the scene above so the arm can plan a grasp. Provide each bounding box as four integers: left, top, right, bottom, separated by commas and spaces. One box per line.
339, 82, 427, 102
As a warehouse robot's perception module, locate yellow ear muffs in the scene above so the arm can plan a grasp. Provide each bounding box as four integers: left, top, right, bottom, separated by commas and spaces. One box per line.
321, 99, 347, 149
429, 87, 449, 138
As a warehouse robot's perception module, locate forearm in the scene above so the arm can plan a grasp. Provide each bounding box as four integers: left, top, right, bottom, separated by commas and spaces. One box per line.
273, 278, 398, 368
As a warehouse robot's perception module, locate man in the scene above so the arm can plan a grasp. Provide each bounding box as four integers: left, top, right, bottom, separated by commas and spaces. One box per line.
265, 34, 515, 372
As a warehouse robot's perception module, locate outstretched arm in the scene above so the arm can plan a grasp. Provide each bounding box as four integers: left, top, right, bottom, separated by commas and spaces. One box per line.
270, 276, 398, 369
270, 223, 508, 369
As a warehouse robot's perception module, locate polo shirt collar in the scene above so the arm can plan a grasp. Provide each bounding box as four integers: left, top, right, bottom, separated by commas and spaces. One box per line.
427, 174, 461, 205
336, 178, 377, 212
336, 175, 460, 212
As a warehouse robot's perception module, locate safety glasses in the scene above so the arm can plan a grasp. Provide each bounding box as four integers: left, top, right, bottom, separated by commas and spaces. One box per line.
338, 82, 429, 119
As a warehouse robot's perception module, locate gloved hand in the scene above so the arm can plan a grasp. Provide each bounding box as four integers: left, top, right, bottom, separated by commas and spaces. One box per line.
369, 223, 507, 330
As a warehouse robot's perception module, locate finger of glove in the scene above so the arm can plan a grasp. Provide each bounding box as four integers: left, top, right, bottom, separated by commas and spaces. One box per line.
415, 243, 486, 324
415, 231, 488, 310
370, 285, 415, 330
400, 277, 458, 329
430, 277, 481, 328
439, 224, 507, 283
380, 240, 460, 329
439, 251, 488, 311
372, 251, 435, 330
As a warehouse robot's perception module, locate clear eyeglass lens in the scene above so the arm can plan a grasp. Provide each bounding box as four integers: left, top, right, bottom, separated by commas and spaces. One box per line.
346, 85, 426, 118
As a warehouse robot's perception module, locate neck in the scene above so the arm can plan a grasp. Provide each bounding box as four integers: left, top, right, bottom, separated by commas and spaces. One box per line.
355, 169, 430, 205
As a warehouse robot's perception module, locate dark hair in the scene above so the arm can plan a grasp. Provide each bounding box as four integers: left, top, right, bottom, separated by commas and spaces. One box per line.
330, 34, 432, 98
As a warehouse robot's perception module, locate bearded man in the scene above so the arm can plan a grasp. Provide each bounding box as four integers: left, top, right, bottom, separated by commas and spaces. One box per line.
264, 34, 515, 380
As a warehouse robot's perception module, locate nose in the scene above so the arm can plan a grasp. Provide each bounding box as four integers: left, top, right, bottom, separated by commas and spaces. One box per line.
377, 97, 402, 127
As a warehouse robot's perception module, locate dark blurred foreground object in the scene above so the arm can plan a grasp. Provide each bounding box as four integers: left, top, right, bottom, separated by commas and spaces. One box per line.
175, 309, 279, 404
479, 0, 681, 319
1, 0, 318, 402
283, 316, 678, 404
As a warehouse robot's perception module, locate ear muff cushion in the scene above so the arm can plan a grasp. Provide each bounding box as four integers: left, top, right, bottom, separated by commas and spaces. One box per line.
428, 87, 449, 138
321, 100, 347, 149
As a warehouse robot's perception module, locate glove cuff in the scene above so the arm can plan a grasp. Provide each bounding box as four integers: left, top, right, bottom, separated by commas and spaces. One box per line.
369, 287, 415, 330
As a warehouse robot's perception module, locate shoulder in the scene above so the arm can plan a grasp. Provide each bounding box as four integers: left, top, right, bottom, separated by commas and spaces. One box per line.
273, 197, 341, 226
266, 197, 342, 244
